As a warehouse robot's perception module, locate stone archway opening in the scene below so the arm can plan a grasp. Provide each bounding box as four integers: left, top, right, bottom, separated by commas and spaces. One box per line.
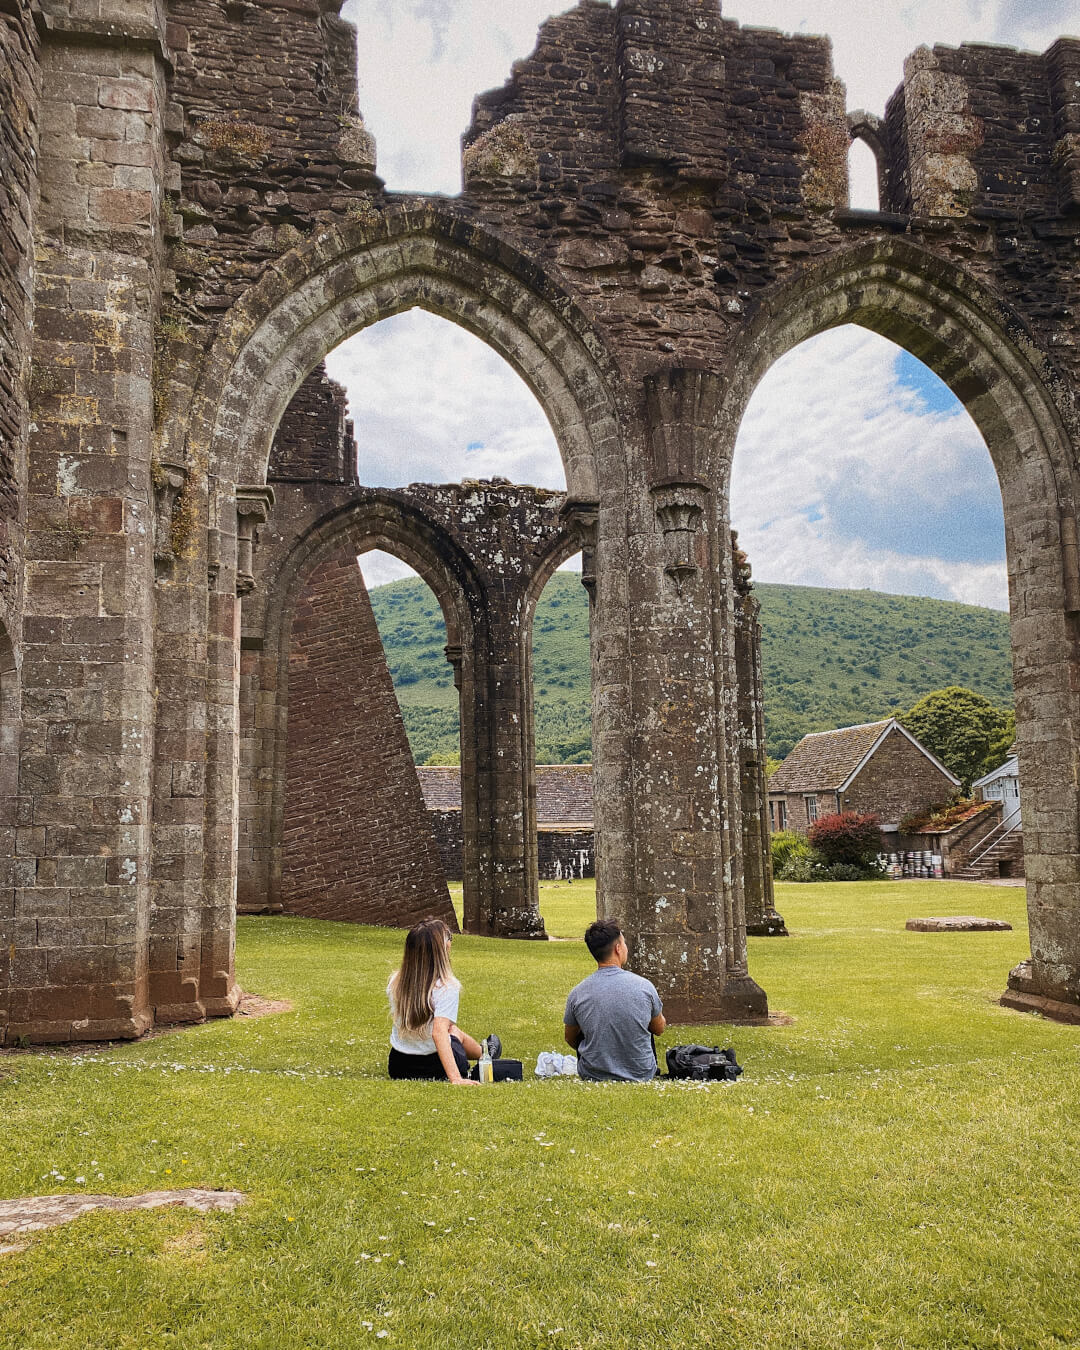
720, 240, 1079, 1017
731, 321, 1014, 872
527, 548, 595, 933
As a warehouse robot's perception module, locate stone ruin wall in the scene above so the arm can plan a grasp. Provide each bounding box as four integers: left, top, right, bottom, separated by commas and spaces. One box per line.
0, 4, 36, 633
0, 0, 1077, 1040
279, 548, 455, 930
267, 361, 356, 485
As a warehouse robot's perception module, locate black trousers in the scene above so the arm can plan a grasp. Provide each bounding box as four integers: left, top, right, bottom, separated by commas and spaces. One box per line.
388, 1035, 469, 1081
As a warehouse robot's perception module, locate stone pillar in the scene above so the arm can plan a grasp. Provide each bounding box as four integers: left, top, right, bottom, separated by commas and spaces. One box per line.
605, 368, 767, 1023
12, 2, 169, 1040
733, 537, 786, 938
464, 577, 545, 940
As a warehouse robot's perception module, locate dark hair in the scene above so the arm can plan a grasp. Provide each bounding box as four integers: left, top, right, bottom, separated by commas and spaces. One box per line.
584, 919, 622, 962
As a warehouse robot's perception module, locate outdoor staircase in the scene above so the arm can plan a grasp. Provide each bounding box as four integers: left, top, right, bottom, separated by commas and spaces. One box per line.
953, 815, 1024, 881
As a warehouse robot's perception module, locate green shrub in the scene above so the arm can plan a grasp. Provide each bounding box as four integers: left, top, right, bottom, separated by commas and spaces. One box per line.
780, 852, 818, 883
816, 861, 880, 882
772, 827, 883, 882
772, 829, 811, 872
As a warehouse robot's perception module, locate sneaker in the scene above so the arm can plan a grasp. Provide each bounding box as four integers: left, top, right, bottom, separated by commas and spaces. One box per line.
484, 1033, 502, 1061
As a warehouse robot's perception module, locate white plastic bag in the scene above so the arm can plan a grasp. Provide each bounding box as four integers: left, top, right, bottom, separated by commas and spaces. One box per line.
535, 1051, 578, 1078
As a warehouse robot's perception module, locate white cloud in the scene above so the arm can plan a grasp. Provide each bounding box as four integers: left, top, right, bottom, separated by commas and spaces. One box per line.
324, 311, 563, 489
359, 549, 418, 590
730, 326, 1009, 610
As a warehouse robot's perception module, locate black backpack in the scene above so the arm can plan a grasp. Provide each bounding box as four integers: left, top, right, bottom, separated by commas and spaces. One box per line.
665, 1044, 743, 1082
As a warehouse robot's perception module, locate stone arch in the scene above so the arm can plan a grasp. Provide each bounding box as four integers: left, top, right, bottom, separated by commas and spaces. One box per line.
242, 494, 483, 919
170, 205, 622, 508
718, 236, 1080, 1010
176, 205, 629, 965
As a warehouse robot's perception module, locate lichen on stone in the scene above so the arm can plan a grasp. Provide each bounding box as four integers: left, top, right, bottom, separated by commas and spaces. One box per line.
799, 87, 850, 211
195, 115, 272, 167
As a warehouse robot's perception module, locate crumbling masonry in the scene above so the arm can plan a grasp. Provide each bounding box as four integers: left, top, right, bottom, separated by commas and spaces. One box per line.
1, 0, 1078, 1039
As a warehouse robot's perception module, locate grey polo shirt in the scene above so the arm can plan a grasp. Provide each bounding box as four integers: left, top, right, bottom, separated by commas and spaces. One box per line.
564, 965, 662, 1082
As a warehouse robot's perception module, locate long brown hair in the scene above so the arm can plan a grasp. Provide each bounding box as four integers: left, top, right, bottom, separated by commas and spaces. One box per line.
389, 918, 458, 1034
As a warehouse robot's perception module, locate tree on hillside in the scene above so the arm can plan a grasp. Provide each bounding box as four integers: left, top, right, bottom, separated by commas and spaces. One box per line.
899, 686, 1012, 791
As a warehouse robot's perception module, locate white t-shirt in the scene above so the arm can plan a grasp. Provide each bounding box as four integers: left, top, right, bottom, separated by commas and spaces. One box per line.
388, 975, 461, 1055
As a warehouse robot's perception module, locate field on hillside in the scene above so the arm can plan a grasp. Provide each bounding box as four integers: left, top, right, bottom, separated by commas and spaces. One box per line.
2, 881, 1078, 1350
368, 575, 1013, 764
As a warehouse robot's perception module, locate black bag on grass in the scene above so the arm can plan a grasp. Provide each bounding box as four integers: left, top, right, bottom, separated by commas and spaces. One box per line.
665, 1044, 742, 1082
468, 1059, 523, 1082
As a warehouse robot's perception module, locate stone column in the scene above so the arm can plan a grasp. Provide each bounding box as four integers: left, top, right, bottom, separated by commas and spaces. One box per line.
605, 369, 767, 1023
463, 577, 545, 940
13, 3, 169, 1040
733, 539, 786, 938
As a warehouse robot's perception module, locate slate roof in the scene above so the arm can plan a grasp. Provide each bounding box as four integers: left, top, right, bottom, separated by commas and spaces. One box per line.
415, 767, 462, 811
416, 765, 594, 824
769, 720, 895, 793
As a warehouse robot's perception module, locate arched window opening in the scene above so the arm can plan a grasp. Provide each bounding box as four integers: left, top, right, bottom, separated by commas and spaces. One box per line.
528, 552, 594, 935
325, 310, 565, 491
848, 136, 881, 211
732, 324, 1017, 875
270, 309, 573, 936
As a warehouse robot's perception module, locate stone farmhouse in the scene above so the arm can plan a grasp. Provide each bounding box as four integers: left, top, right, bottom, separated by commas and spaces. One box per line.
768, 719, 960, 835
0, 0, 1078, 1036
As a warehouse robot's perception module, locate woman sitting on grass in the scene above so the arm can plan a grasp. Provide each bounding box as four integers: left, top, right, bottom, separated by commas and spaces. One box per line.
387, 918, 483, 1085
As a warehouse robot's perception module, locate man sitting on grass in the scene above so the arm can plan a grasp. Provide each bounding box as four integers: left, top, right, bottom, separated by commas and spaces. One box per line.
563, 919, 666, 1082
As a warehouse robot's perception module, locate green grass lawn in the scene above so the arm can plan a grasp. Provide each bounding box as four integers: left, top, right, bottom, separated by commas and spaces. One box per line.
2, 881, 1078, 1349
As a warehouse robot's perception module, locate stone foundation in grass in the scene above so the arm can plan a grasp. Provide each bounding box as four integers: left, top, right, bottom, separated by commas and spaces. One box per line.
0, 1190, 246, 1256
906, 917, 1013, 932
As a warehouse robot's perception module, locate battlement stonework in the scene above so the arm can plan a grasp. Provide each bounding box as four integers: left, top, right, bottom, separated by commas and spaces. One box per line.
0, 0, 1078, 1039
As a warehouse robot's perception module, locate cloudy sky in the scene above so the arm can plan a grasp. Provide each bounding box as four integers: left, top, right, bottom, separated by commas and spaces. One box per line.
331, 0, 1076, 605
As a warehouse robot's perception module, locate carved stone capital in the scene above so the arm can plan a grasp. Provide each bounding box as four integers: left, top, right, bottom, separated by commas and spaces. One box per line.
651, 480, 709, 593
235, 484, 275, 596
444, 643, 464, 691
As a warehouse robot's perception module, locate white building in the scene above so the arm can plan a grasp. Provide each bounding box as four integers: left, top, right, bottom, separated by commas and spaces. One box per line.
972, 754, 1021, 829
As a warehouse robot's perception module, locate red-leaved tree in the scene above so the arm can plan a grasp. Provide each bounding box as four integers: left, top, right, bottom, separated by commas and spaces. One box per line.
808, 811, 883, 868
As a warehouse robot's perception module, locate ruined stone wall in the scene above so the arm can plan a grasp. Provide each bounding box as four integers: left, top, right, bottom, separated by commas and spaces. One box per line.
0, 1, 36, 625
3, 0, 1079, 1039
164, 0, 373, 329
462, 0, 847, 369
538, 828, 595, 882
268, 364, 356, 485
281, 550, 454, 929
426, 809, 463, 883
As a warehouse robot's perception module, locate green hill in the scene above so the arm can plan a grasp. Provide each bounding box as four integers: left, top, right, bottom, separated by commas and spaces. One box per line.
368, 573, 1013, 765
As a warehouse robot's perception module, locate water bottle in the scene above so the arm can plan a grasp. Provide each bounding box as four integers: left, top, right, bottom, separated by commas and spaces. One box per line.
478, 1040, 493, 1084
